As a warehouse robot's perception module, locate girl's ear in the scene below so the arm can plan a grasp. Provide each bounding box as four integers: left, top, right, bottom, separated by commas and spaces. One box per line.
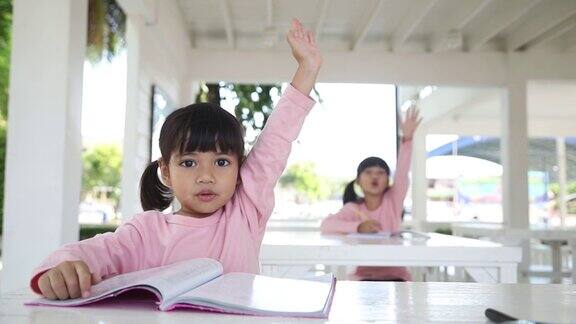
159, 158, 172, 187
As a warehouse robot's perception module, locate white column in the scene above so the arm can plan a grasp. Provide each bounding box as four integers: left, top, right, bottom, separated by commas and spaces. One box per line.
411, 129, 427, 231
556, 136, 567, 227
1, 0, 87, 293
501, 80, 530, 229
120, 16, 145, 223
500, 78, 530, 276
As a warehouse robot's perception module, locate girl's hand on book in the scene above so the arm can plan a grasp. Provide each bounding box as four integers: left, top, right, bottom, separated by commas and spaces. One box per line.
401, 105, 422, 141
357, 220, 382, 233
287, 19, 322, 73
37, 260, 102, 300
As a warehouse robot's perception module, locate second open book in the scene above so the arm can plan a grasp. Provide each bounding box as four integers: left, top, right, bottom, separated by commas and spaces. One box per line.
26, 258, 336, 318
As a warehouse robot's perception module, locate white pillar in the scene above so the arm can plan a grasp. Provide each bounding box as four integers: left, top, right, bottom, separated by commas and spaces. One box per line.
411, 129, 427, 231
501, 78, 530, 277
1, 0, 87, 293
556, 136, 567, 227
120, 16, 146, 223
501, 80, 530, 229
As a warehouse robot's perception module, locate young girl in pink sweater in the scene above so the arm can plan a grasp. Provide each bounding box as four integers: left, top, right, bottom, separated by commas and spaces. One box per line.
320, 107, 421, 281
31, 19, 322, 300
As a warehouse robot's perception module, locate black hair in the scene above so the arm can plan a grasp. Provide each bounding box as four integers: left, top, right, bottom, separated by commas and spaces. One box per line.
140, 103, 245, 211
342, 157, 390, 205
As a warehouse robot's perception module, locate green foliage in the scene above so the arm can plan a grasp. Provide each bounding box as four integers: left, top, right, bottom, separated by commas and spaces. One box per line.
87, 0, 126, 64
548, 181, 576, 196
0, 0, 10, 234
195, 82, 281, 145
434, 228, 453, 235
280, 162, 331, 201
82, 144, 122, 206
225, 83, 278, 137
79, 224, 118, 240
0, 0, 11, 120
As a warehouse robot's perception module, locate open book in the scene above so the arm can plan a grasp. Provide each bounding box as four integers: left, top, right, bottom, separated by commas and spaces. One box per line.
26, 258, 336, 318
347, 230, 430, 240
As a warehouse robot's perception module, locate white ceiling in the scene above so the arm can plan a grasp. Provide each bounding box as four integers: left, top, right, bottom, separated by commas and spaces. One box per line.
407, 81, 576, 136
177, 0, 576, 53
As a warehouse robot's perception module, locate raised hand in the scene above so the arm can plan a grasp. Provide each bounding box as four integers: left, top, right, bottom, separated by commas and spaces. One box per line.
37, 260, 102, 300
287, 19, 322, 95
286, 19, 322, 72
401, 106, 422, 141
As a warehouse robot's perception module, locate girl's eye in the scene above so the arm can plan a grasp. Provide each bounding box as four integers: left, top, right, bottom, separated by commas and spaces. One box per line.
215, 159, 230, 167
180, 160, 196, 167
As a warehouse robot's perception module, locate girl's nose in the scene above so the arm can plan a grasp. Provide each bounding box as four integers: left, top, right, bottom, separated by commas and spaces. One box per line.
195, 166, 215, 184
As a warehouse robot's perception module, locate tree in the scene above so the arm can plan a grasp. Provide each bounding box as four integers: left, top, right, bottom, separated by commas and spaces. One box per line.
82, 145, 123, 208
195, 82, 281, 145
279, 162, 331, 202
87, 0, 126, 64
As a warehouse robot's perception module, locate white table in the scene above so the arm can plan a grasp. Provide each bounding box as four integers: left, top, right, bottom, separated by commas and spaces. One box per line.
260, 231, 522, 283
452, 223, 576, 283
3, 282, 576, 323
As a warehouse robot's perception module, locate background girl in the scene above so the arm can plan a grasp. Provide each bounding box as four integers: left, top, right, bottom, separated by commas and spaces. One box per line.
320, 106, 421, 281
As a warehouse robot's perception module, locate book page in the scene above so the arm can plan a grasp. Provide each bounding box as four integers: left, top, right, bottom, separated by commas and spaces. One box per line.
27, 258, 223, 307
165, 273, 335, 316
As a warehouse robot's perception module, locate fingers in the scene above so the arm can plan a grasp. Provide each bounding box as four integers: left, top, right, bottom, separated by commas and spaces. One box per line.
38, 273, 57, 300
290, 18, 315, 44
48, 270, 70, 300
309, 30, 316, 45
74, 262, 93, 298
59, 262, 81, 299
91, 273, 102, 285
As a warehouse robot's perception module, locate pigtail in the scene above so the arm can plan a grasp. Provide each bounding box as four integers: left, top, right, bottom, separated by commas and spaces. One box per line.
140, 160, 173, 211
343, 180, 358, 205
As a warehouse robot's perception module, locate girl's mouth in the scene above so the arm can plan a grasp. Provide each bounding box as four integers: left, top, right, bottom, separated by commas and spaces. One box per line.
197, 190, 217, 202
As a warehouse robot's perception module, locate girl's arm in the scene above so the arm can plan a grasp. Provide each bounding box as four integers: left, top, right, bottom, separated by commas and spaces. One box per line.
30, 213, 155, 295
320, 203, 365, 234
238, 19, 321, 236
387, 106, 421, 217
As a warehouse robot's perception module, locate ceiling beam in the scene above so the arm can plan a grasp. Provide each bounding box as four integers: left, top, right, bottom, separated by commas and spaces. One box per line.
219, 0, 235, 48
315, 0, 330, 41
350, 0, 385, 51
507, 2, 576, 51
467, 0, 540, 51
392, 0, 437, 51
457, 0, 493, 30
266, 0, 274, 27
527, 16, 576, 51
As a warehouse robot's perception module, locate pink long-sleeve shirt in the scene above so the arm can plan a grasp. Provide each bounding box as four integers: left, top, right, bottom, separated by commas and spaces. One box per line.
30, 85, 315, 294
320, 140, 413, 281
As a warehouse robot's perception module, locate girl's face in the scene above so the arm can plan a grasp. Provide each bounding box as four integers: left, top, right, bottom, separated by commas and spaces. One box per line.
160, 150, 239, 217
357, 166, 389, 197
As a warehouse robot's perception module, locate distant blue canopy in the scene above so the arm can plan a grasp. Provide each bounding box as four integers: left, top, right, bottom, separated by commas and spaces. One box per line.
426, 136, 576, 182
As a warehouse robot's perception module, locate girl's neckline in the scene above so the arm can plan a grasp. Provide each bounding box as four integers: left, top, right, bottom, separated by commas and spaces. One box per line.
165, 209, 222, 227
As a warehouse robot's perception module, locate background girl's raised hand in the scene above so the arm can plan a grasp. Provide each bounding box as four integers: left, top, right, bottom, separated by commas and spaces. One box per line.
287, 19, 322, 95
401, 106, 422, 141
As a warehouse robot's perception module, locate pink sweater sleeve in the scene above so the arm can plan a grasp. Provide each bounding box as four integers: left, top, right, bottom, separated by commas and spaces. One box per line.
238, 85, 315, 235
320, 203, 364, 234
29, 213, 154, 294
383, 139, 414, 225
